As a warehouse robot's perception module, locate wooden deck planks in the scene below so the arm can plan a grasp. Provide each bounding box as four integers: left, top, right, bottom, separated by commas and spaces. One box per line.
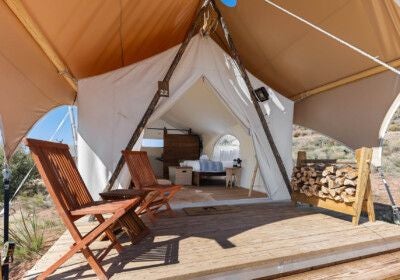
170, 185, 266, 204
25, 202, 400, 280
274, 250, 400, 280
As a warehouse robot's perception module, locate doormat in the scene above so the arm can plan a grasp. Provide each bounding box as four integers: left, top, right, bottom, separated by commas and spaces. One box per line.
183, 205, 240, 216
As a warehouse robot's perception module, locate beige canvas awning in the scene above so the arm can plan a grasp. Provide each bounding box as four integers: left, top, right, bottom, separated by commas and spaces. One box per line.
1, 0, 400, 158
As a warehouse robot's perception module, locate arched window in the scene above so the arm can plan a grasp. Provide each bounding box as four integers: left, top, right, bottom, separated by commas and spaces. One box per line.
213, 134, 240, 162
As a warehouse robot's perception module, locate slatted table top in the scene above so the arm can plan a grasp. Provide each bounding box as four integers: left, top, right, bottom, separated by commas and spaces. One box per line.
25, 202, 400, 280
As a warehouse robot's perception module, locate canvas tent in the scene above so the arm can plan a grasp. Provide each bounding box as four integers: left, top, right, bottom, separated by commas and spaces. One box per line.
1, 0, 400, 161
78, 35, 293, 200
0, 0, 400, 188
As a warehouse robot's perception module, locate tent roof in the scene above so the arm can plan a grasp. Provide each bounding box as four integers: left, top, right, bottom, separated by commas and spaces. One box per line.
1, 0, 400, 157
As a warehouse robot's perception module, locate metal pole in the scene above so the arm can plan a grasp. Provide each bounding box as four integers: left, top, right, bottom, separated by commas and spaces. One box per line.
2, 162, 11, 280
68, 106, 78, 154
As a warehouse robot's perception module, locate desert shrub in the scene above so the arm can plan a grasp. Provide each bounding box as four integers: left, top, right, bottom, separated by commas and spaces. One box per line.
388, 123, 400, 132
0, 147, 40, 197
8, 210, 45, 261
292, 125, 354, 161
382, 134, 400, 176
19, 193, 50, 211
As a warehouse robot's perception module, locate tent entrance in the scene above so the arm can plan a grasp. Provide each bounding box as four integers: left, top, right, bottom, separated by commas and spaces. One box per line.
142, 78, 268, 204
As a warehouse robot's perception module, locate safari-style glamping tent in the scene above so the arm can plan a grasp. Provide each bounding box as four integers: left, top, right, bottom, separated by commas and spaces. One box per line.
77, 34, 294, 201
2, 0, 400, 158
2, 0, 400, 279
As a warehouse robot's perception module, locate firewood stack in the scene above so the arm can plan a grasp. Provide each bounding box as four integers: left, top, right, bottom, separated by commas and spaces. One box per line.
291, 164, 358, 203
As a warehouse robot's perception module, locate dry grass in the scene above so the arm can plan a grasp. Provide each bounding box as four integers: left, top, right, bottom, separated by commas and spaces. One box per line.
292, 125, 354, 161
3, 195, 65, 279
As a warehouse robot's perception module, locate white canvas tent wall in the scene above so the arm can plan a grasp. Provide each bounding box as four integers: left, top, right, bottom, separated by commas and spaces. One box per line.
78, 35, 293, 201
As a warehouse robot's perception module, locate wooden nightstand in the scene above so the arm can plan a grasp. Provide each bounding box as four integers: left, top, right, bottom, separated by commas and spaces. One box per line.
226, 167, 241, 188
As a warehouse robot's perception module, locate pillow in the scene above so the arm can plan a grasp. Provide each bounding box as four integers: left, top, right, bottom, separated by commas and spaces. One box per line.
199, 154, 209, 160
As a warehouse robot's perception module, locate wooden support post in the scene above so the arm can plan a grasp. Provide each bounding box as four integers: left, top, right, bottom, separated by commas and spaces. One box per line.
296, 151, 307, 167
105, 0, 211, 191
210, 0, 292, 195
352, 147, 373, 225
248, 161, 258, 197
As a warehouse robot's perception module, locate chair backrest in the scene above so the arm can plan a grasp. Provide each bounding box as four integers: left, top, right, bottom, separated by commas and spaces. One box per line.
122, 151, 158, 189
26, 139, 93, 216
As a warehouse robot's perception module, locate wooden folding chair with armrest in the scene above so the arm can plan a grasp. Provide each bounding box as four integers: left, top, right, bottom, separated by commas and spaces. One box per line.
122, 150, 182, 223
26, 138, 146, 280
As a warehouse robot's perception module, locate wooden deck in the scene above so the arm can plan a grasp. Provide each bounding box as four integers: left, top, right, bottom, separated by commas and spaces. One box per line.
274, 250, 400, 280
25, 202, 400, 280
171, 185, 266, 205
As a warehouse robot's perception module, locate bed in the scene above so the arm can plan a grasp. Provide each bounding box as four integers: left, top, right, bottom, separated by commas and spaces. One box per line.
180, 159, 234, 186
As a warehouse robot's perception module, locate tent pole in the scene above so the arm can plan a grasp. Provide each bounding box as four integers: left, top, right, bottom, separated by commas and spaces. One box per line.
210, 0, 292, 196
2, 161, 10, 280
68, 106, 78, 158
4, 0, 78, 92
105, 0, 211, 191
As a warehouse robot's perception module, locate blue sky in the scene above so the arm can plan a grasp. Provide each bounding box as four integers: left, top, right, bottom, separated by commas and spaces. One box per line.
27, 105, 77, 145
0, 105, 162, 152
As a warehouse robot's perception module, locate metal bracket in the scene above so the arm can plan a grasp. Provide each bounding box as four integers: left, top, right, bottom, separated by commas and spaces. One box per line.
158, 81, 169, 97
1, 241, 15, 265
254, 87, 269, 102
392, 206, 400, 225
2, 164, 10, 189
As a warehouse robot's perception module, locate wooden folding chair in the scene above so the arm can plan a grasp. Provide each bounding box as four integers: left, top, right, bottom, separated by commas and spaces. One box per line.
122, 151, 182, 223
25, 138, 144, 280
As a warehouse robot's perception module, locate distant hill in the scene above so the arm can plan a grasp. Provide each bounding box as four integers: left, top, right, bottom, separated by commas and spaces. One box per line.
292, 108, 400, 176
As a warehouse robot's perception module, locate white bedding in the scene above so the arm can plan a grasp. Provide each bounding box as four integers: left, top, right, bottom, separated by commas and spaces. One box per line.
180, 160, 233, 172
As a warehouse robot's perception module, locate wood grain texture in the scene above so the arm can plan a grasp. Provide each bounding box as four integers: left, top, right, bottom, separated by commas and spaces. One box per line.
25, 138, 143, 279
292, 148, 374, 225
274, 250, 400, 280
25, 202, 400, 280
122, 150, 182, 223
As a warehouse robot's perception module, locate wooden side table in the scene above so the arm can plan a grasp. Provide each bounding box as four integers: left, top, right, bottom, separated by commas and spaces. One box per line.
226, 167, 241, 188
99, 189, 150, 244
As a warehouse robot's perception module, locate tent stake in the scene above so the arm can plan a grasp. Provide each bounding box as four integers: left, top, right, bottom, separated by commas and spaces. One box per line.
210, 0, 292, 195
105, 0, 211, 191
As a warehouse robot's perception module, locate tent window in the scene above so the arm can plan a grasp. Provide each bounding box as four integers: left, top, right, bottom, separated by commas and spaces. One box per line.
213, 134, 240, 162
142, 138, 164, 148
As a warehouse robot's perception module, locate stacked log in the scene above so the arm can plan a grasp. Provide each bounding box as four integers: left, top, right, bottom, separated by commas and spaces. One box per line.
291, 164, 358, 203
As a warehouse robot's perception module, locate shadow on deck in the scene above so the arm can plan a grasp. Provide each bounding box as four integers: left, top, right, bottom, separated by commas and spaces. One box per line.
25, 202, 400, 280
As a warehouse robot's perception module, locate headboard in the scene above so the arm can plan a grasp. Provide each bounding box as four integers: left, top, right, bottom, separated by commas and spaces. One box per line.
163, 131, 201, 178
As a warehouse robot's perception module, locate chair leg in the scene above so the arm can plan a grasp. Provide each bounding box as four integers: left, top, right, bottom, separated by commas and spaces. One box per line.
38, 244, 108, 280
81, 247, 108, 280
165, 202, 176, 217
95, 215, 123, 252
146, 209, 157, 224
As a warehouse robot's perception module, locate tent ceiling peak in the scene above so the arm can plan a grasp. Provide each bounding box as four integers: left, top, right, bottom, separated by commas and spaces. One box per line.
4, 0, 78, 92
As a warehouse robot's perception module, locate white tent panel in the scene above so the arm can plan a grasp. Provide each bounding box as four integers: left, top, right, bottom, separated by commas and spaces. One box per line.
78, 35, 293, 201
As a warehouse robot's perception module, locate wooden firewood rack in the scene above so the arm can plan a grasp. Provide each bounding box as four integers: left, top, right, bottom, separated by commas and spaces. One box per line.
292, 147, 375, 225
